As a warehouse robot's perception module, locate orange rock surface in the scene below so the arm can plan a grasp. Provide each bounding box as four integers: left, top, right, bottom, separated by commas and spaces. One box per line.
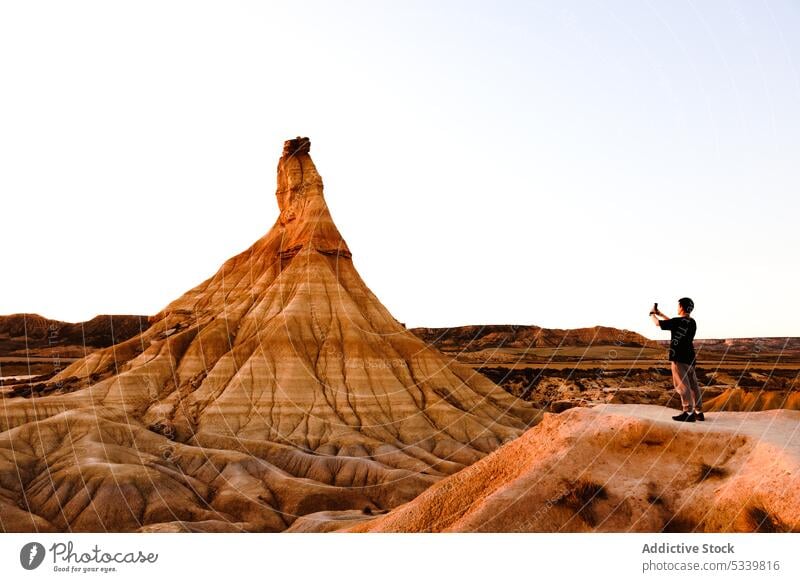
349, 404, 800, 532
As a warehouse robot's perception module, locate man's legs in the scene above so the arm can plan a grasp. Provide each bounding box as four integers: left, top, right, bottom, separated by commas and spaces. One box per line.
688, 364, 702, 412
671, 361, 695, 412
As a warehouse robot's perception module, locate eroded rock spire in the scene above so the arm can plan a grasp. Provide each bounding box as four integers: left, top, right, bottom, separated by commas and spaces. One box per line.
275, 136, 351, 259
0, 137, 540, 533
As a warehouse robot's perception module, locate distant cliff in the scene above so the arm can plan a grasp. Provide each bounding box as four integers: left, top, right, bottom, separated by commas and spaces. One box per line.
410, 324, 659, 350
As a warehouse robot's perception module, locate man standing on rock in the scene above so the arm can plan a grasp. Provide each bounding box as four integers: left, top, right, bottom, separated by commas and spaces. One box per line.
651, 298, 704, 422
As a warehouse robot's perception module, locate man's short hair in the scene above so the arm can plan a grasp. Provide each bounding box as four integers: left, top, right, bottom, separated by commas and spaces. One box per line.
679, 297, 694, 313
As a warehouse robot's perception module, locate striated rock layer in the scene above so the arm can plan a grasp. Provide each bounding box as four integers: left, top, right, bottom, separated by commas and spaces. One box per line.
0, 137, 540, 532
704, 387, 800, 412
0, 314, 150, 351
349, 404, 800, 533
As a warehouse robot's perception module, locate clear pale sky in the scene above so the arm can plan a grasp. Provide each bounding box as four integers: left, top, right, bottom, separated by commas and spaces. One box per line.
1, 1, 798, 340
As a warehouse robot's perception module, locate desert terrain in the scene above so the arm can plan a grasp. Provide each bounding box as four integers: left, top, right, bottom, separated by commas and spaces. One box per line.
1, 138, 797, 533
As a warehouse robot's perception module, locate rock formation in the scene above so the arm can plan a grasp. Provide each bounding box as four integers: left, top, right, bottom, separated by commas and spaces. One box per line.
348, 404, 800, 532
411, 324, 660, 350
0, 314, 150, 362
0, 137, 540, 532
705, 387, 800, 412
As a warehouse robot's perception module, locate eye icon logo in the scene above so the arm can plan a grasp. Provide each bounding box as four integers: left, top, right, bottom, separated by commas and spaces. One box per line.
20, 542, 46, 570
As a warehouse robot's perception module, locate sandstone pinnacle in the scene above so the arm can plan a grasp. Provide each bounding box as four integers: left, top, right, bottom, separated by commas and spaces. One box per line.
0, 137, 540, 532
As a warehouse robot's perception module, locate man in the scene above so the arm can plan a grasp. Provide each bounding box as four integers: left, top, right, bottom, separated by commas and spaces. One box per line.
650, 298, 704, 422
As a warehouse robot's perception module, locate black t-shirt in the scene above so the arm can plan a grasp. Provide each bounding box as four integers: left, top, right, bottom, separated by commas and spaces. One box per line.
659, 316, 697, 365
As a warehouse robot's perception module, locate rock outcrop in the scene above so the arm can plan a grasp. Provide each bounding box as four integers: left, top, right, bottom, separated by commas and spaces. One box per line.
0, 137, 540, 532
705, 387, 800, 412
410, 324, 659, 350
0, 314, 150, 360
349, 404, 800, 532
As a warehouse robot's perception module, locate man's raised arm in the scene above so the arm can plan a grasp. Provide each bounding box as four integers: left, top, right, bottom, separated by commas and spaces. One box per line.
651, 308, 669, 327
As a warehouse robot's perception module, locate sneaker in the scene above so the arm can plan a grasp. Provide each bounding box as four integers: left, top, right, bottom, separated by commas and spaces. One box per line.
694, 411, 705, 421
672, 411, 696, 422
